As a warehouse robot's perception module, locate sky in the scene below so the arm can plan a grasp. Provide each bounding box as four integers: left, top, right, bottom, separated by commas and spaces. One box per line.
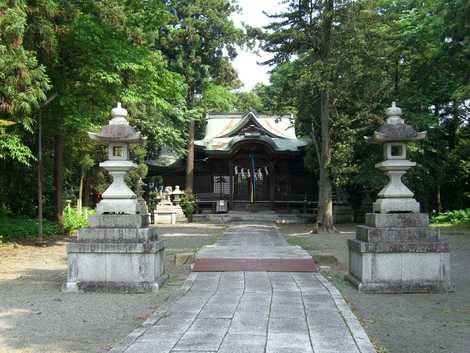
231, 0, 286, 92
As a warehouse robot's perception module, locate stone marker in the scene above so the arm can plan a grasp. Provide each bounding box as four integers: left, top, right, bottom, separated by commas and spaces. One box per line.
347, 103, 452, 293
64, 103, 166, 293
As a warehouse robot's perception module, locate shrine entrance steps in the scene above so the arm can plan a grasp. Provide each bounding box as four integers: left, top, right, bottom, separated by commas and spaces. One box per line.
192, 211, 312, 224
192, 222, 317, 272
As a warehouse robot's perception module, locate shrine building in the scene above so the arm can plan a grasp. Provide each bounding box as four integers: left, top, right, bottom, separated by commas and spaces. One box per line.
148, 111, 352, 220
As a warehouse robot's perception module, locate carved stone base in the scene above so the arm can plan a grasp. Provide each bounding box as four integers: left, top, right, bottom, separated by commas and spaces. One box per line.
347, 213, 452, 293
373, 198, 420, 213
64, 215, 166, 293
96, 198, 137, 215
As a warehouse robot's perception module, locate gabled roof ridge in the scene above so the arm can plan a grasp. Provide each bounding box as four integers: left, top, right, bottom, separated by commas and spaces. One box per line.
206, 111, 293, 119
217, 111, 287, 139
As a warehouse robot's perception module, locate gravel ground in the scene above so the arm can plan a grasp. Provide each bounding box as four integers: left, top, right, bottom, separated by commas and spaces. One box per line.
280, 224, 470, 353
0, 223, 223, 353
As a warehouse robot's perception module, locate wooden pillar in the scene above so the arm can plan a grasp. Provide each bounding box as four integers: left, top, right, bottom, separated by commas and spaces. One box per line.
270, 161, 276, 208
229, 159, 233, 210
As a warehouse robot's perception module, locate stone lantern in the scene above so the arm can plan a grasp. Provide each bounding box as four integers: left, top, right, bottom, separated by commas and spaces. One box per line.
172, 185, 183, 205
172, 185, 187, 222
88, 103, 144, 215
65, 103, 166, 293
366, 102, 426, 214
347, 103, 451, 293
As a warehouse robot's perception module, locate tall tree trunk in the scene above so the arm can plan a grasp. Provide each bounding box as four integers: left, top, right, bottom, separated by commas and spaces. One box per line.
37, 111, 44, 243
77, 168, 84, 215
54, 134, 65, 232
436, 185, 442, 213
185, 119, 195, 194
314, 90, 335, 233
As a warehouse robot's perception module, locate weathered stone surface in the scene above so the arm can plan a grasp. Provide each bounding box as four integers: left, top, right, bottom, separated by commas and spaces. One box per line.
107, 270, 376, 353
154, 208, 176, 224
97, 198, 138, 215
373, 197, 420, 213
348, 246, 451, 293
193, 224, 316, 272
67, 240, 165, 253
77, 227, 158, 242
365, 213, 429, 228
64, 246, 166, 293
88, 214, 149, 228
375, 122, 422, 141
348, 239, 449, 253
356, 224, 439, 242
218, 333, 266, 353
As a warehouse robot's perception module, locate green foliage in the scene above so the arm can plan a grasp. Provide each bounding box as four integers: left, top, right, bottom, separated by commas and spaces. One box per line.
431, 209, 470, 225
200, 84, 237, 112
63, 207, 91, 233
234, 90, 265, 113
0, 208, 58, 242
180, 192, 196, 220
258, 0, 470, 213
161, 0, 246, 101
0, 0, 50, 164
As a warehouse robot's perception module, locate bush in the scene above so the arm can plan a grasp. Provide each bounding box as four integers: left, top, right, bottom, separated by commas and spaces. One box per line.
63, 207, 93, 233
431, 208, 470, 225
0, 208, 59, 242
180, 192, 196, 221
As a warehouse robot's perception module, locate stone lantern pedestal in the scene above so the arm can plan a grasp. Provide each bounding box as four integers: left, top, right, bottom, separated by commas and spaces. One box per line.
154, 186, 177, 224
346, 103, 451, 293
64, 104, 166, 293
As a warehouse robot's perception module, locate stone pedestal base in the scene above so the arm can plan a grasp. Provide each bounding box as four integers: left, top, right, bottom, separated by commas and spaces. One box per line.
154, 211, 176, 224
373, 198, 420, 213
173, 205, 187, 222
64, 215, 166, 293
347, 213, 452, 293
96, 198, 137, 215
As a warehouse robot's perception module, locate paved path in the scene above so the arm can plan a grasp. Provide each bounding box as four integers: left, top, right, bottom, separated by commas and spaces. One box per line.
193, 223, 316, 272
109, 223, 376, 353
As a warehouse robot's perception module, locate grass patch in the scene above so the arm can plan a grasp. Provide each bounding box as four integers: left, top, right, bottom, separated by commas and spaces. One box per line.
430, 223, 470, 231
284, 235, 316, 250
322, 271, 349, 291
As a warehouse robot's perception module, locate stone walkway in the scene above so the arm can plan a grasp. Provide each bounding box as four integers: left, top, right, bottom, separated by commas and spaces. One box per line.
193, 223, 316, 272
109, 224, 376, 353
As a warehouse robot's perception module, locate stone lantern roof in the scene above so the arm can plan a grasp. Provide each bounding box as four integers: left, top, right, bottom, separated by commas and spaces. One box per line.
88, 103, 145, 143
365, 102, 426, 144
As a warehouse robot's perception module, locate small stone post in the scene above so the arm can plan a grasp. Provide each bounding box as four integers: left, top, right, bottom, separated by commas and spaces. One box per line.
346, 103, 452, 293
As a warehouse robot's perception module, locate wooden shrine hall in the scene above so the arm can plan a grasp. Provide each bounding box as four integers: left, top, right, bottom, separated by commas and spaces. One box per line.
148, 111, 352, 220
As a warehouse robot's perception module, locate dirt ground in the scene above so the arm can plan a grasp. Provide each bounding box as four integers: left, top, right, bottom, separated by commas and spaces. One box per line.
0, 223, 224, 353
280, 224, 470, 353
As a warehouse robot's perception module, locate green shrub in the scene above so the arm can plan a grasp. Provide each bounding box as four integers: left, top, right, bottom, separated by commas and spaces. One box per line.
63, 207, 93, 233
431, 208, 470, 225
0, 209, 59, 242
180, 192, 196, 221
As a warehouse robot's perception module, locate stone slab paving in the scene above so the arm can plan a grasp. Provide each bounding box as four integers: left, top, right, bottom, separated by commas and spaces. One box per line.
108, 223, 376, 353
109, 271, 376, 353
193, 223, 317, 272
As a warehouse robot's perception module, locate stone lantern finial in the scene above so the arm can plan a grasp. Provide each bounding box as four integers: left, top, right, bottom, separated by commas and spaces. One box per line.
385, 101, 404, 124
110, 102, 129, 125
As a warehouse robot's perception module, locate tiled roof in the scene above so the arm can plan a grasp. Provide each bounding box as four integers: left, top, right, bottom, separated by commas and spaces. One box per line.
196, 111, 306, 153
